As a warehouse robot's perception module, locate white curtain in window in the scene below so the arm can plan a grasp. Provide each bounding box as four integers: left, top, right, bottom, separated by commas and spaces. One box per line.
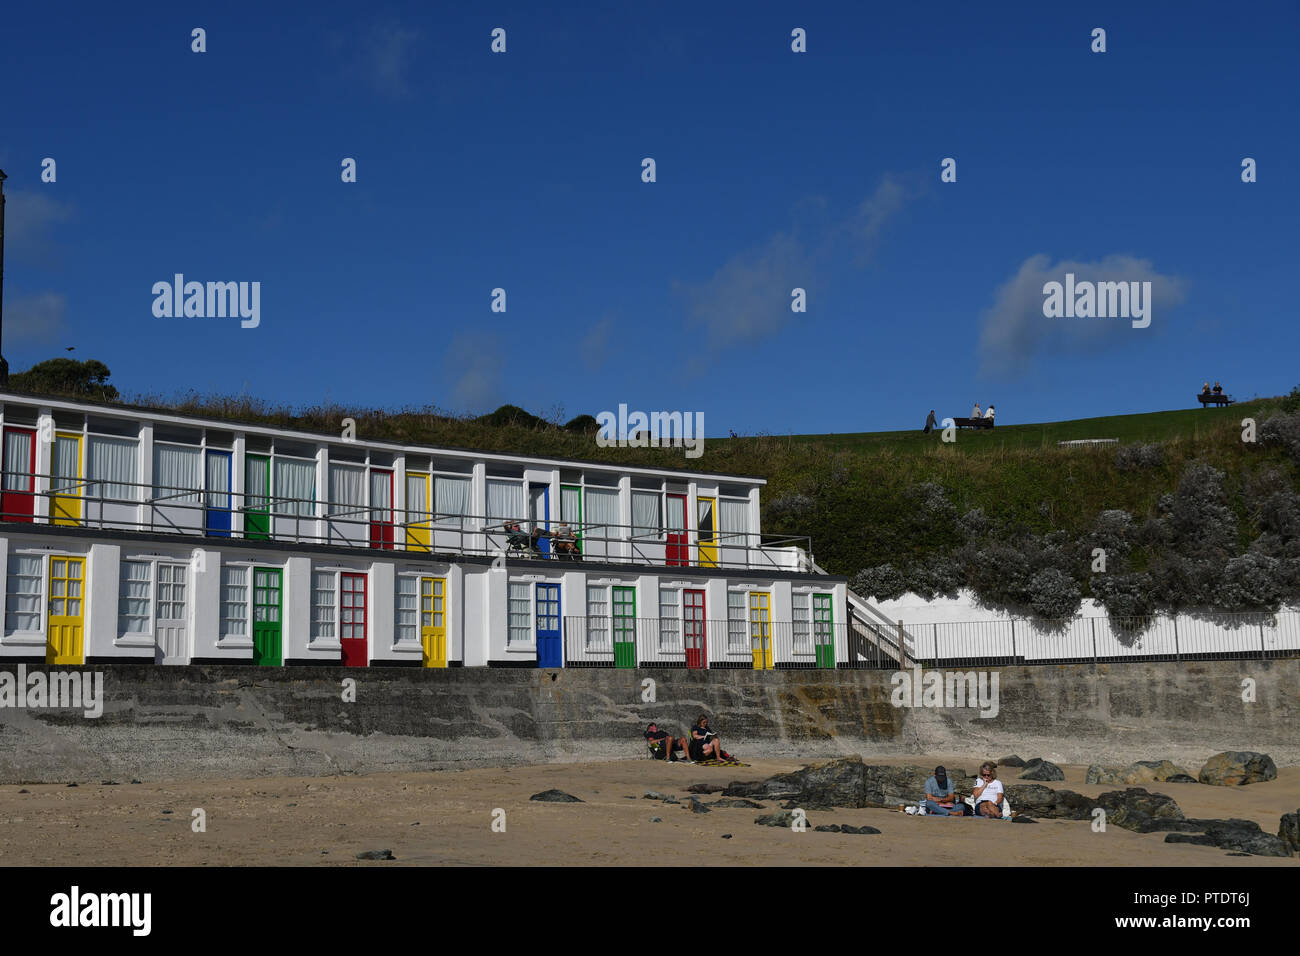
435, 476, 471, 527
486, 479, 525, 524
52, 435, 81, 494
406, 475, 429, 523
666, 494, 686, 532
206, 453, 230, 508
4, 554, 43, 632
561, 486, 581, 526
245, 458, 270, 511
632, 491, 661, 539
274, 458, 315, 516
328, 463, 365, 516
88, 436, 139, 501
2, 431, 32, 491
118, 561, 152, 632
153, 444, 201, 503
585, 488, 619, 538
370, 471, 392, 519
719, 499, 749, 546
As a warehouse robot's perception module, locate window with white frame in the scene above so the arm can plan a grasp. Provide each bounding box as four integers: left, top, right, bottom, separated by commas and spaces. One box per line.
88, 435, 140, 502
658, 587, 680, 648
727, 590, 747, 648
586, 585, 609, 649
395, 576, 418, 644
584, 487, 619, 542
118, 561, 153, 634
220, 565, 248, 639
274, 456, 316, 516
152, 443, 201, 504
328, 463, 365, 517
487, 479, 526, 526
434, 475, 472, 528
157, 564, 187, 620
4, 554, 43, 633
792, 592, 812, 653
719, 498, 749, 549
311, 571, 337, 640
508, 581, 532, 645
632, 491, 661, 539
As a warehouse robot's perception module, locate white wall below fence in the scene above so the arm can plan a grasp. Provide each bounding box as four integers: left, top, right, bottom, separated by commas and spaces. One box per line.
872, 589, 1300, 660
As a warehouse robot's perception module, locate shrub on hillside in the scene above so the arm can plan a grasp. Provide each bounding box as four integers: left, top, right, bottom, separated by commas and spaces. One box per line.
1114, 443, 1164, 472
1279, 385, 1300, 415
764, 493, 815, 524
1259, 412, 1300, 463
1087, 509, 1137, 560
1215, 552, 1283, 612
851, 564, 909, 602
958, 508, 991, 541
1026, 567, 1082, 619
1089, 571, 1157, 622
1147, 462, 1237, 559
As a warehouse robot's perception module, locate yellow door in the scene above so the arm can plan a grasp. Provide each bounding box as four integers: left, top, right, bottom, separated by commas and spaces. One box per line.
51, 433, 83, 526
749, 591, 772, 670
421, 576, 447, 667
697, 496, 718, 568
405, 472, 431, 552
47, 556, 86, 665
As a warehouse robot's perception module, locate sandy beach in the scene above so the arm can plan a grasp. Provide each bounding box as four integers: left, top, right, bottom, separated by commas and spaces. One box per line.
1, 754, 1296, 866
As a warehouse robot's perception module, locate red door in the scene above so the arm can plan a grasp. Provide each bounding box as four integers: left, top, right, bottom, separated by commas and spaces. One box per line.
369, 469, 394, 550
666, 494, 688, 566
340, 573, 368, 666
684, 589, 707, 669
1, 427, 37, 523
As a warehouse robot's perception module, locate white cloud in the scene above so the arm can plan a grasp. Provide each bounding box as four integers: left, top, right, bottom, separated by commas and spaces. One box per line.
6, 292, 68, 344
444, 331, 502, 413
978, 254, 1187, 379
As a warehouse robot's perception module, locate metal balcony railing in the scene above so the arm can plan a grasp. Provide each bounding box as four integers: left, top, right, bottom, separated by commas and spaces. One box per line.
0, 468, 815, 573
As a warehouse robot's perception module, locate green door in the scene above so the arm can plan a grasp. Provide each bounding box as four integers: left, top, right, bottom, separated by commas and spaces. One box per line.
252, 567, 282, 665
245, 454, 271, 540
612, 586, 636, 668
813, 593, 835, 668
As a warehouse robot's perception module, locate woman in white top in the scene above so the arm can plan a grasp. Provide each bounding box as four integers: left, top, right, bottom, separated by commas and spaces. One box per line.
984, 405, 995, 422
972, 761, 1004, 818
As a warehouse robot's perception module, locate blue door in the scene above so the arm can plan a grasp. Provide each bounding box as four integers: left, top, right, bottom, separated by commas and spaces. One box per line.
530, 485, 550, 556
205, 450, 232, 537
536, 583, 562, 667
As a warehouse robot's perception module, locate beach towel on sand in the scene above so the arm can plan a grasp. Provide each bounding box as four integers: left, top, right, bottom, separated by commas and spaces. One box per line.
691, 757, 749, 767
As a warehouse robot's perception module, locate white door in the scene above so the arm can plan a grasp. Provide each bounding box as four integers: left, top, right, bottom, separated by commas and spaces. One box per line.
155, 562, 189, 664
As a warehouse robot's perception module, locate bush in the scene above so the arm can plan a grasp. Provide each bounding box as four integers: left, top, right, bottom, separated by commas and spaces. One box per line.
1026, 567, 1082, 619
1114, 443, 1164, 472
851, 564, 909, 602
764, 493, 815, 525
1259, 412, 1300, 463
1279, 385, 1300, 415
1216, 552, 1283, 612
1089, 572, 1157, 621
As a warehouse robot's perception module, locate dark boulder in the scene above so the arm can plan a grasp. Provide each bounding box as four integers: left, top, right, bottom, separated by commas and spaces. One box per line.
529, 789, 583, 803
686, 783, 726, 794
1020, 758, 1065, 781
355, 849, 394, 860
1095, 788, 1185, 833
754, 811, 799, 828
1165, 818, 1291, 857
998, 755, 1026, 768
1279, 811, 1300, 854
1004, 784, 1096, 820
707, 798, 765, 809
814, 824, 842, 833
1198, 751, 1278, 786
839, 824, 881, 834
725, 756, 973, 809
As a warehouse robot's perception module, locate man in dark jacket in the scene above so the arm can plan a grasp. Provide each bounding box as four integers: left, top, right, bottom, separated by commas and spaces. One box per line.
923, 410, 938, 433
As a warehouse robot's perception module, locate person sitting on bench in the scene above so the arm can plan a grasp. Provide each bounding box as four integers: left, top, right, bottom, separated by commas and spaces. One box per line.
971, 403, 983, 419
1202, 381, 1212, 395
552, 521, 580, 558
1213, 381, 1223, 394
644, 723, 688, 762
984, 404, 995, 422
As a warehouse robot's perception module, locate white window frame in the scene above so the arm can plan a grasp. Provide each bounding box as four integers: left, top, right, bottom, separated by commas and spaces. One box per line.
311, 569, 339, 643
118, 559, 155, 639
4, 552, 47, 638
726, 590, 748, 650
394, 575, 420, 646
507, 580, 534, 648
792, 591, 813, 655
658, 587, 680, 650
218, 563, 251, 645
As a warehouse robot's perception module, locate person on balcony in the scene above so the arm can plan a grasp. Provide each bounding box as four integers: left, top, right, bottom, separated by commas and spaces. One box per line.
552, 521, 580, 559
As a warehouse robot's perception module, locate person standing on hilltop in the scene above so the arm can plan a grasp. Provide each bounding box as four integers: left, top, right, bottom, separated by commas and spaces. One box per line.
923, 409, 938, 433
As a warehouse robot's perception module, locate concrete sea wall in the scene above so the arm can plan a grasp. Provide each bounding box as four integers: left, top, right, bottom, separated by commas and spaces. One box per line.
0, 660, 1295, 783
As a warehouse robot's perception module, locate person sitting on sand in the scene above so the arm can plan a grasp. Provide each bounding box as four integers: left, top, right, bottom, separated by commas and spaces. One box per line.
688, 714, 732, 763
972, 761, 1004, 818
924, 765, 962, 816
644, 723, 688, 762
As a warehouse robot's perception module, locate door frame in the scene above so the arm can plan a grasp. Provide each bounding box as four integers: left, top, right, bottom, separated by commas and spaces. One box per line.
205, 449, 233, 537
252, 566, 283, 666
369, 469, 394, 550
696, 496, 718, 568
813, 593, 835, 668
535, 582, 562, 668
340, 571, 368, 666
405, 471, 431, 552
749, 591, 772, 670
154, 561, 190, 664
683, 587, 707, 669
666, 493, 688, 566
244, 453, 270, 540
611, 585, 636, 668
51, 431, 83, 526
560, 484, 583, 550
421, 575, 447, 667
529, 484, 551, 556
1, 426, 37, 523
46, 555, 86, 665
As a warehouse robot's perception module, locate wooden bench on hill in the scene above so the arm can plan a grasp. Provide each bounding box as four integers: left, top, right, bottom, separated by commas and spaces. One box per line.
1197, 392, 1235, 407
952, 417, 994, 429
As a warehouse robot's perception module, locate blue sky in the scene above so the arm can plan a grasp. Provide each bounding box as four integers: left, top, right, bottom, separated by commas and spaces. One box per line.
2, 1, 1297, 436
